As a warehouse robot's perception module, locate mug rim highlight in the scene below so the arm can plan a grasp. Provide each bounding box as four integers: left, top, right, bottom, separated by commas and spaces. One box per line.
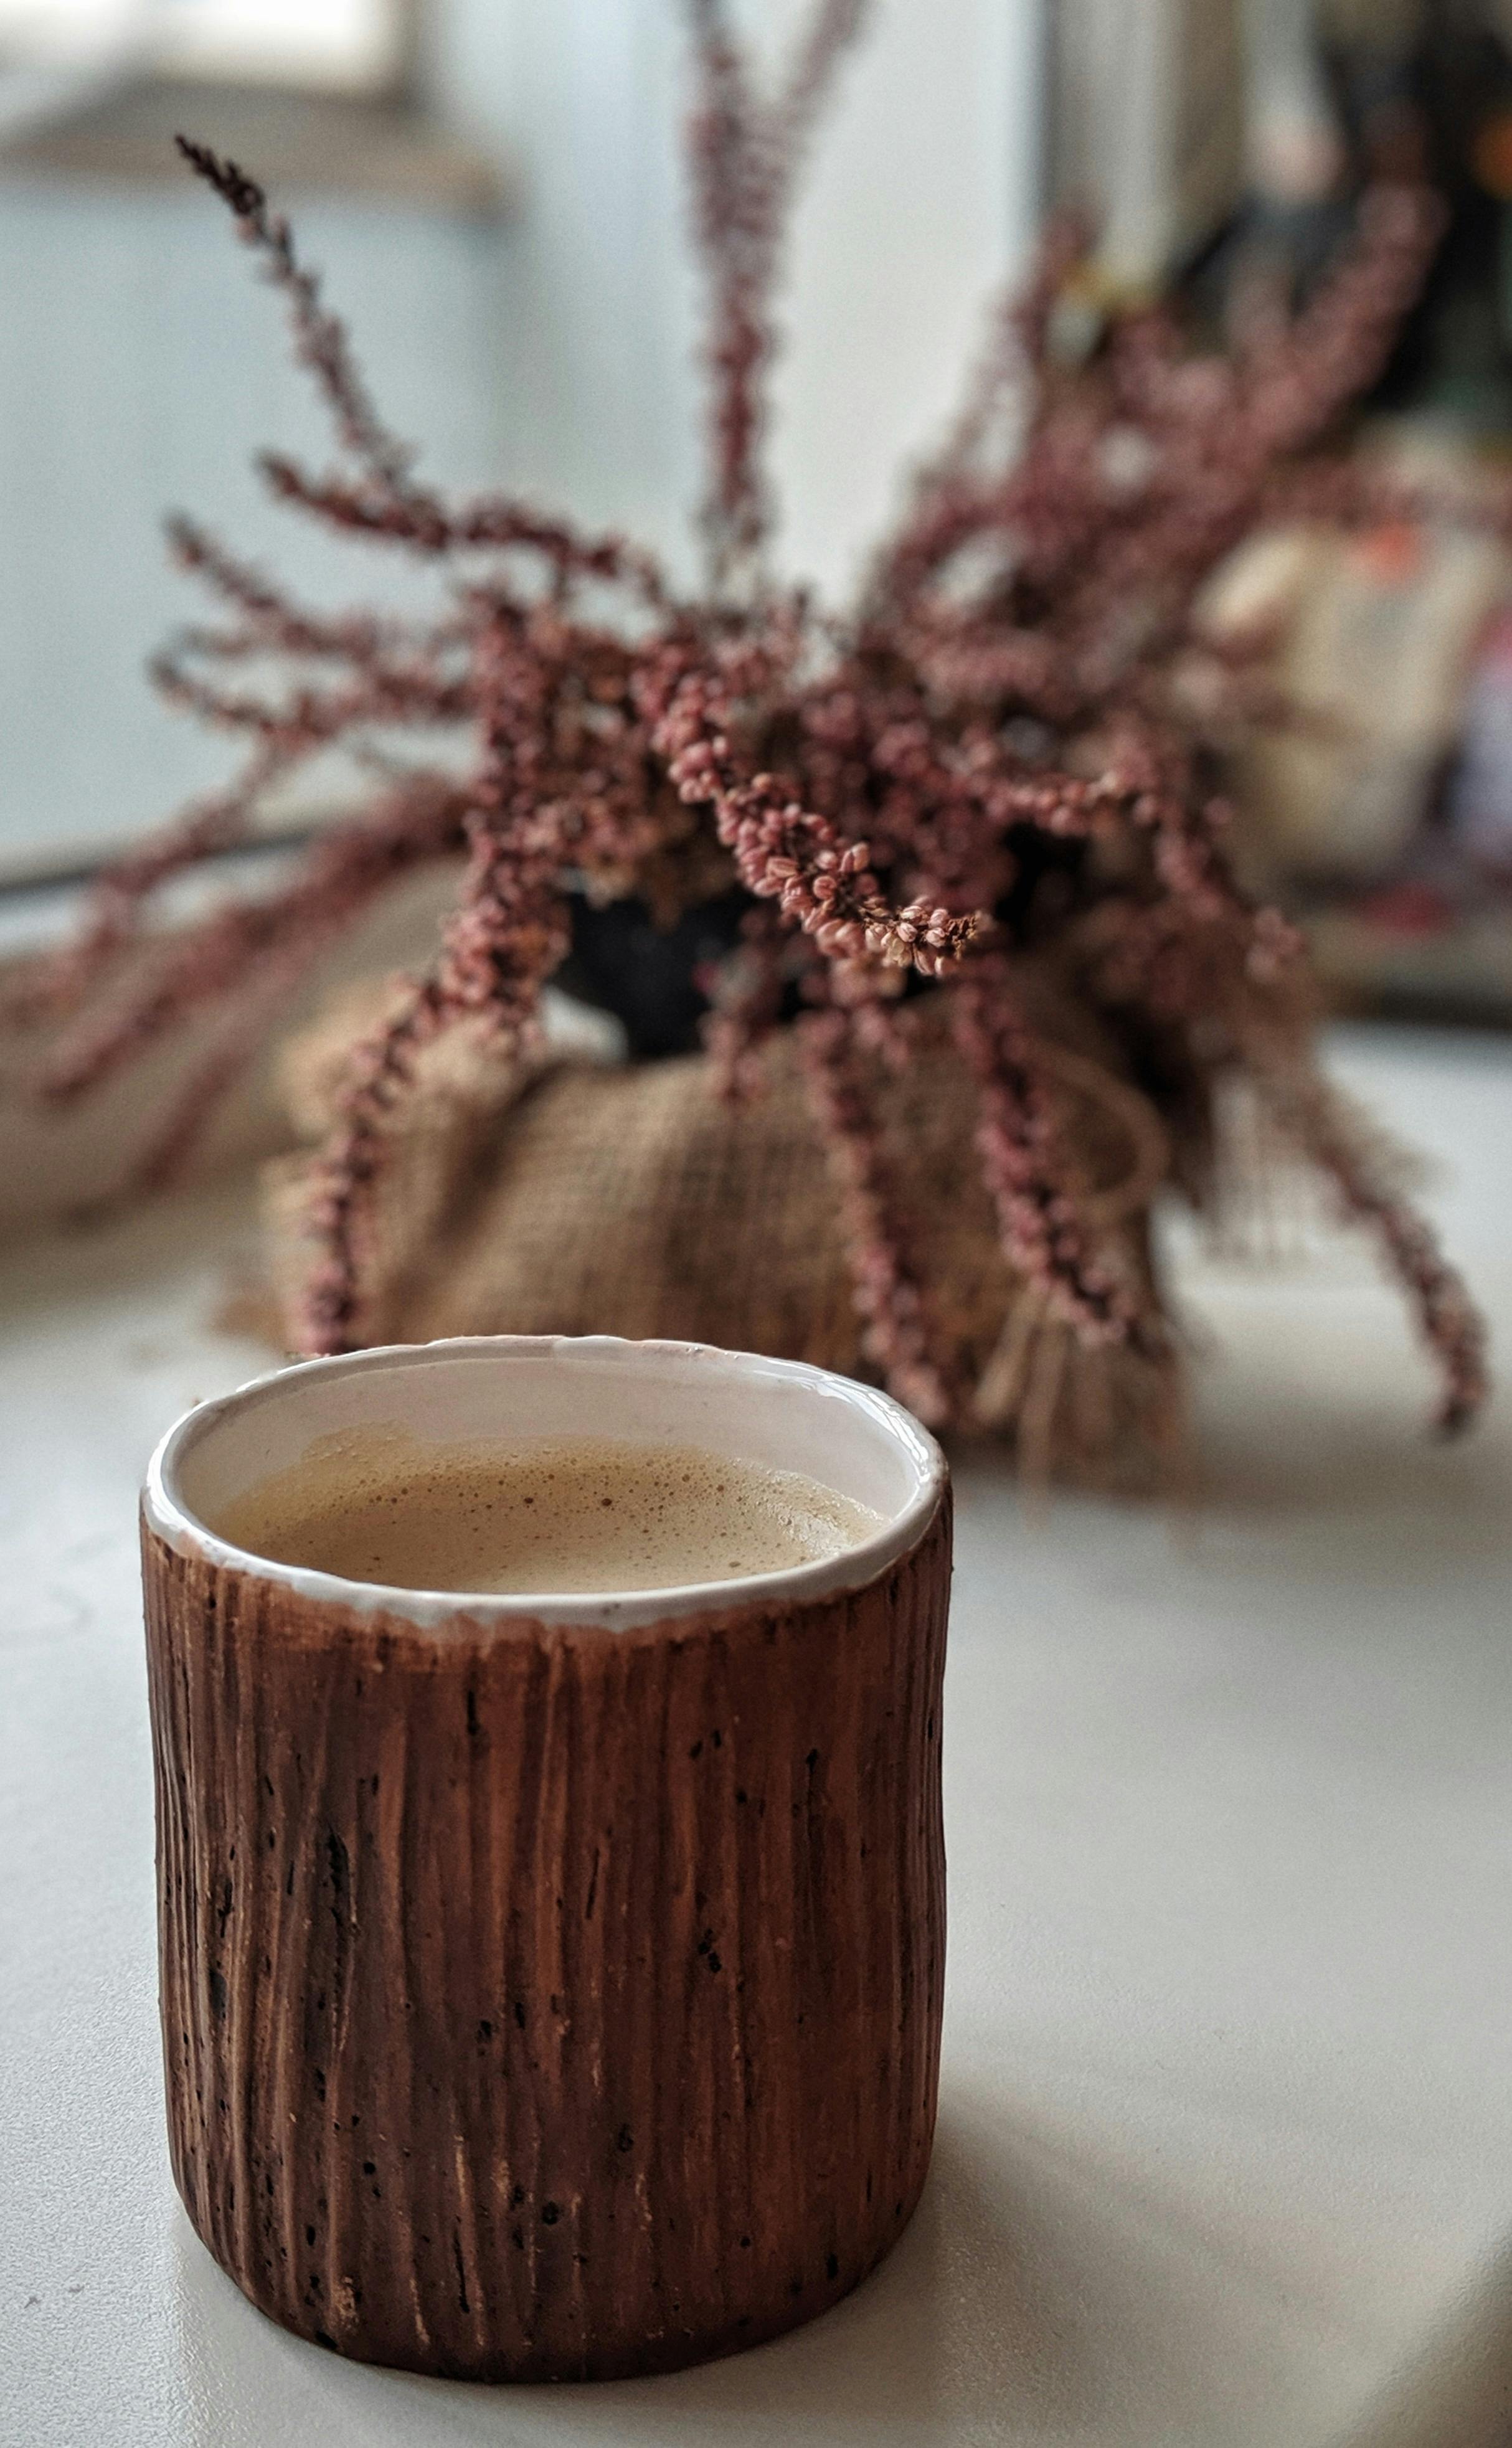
143, 1332, 947, 1632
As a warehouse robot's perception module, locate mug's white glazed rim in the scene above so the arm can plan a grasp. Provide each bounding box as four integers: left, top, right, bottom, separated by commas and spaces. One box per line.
144, 1334, 947, 1633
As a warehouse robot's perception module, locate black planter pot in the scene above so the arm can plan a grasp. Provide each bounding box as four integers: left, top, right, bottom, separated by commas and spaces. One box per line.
558, 889, 750, 1059
557, 831, 1092, 1060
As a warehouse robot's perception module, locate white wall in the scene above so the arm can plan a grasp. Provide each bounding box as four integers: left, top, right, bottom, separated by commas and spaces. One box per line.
0, 0, 1042, 866
435, 0, 1042, 593
0, 188, 509, 864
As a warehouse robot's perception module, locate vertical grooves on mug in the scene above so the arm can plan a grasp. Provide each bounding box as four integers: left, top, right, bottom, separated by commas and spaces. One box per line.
142, 1493, 950, 2381
222, 1593, 257, 2294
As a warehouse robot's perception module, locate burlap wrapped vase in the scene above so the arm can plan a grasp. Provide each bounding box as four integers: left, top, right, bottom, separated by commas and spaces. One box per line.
262, 975, 1181, 1485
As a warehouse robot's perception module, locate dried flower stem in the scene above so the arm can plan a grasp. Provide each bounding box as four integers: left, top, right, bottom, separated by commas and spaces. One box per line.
1248, 1050, 1489, 1435
42, 773, 469, 1103
798, 1006, 955, 1424
685, 0, 868, 588
953, 955, 1141, 1345
298, 618, 579, 1351
174, 135, 416, 489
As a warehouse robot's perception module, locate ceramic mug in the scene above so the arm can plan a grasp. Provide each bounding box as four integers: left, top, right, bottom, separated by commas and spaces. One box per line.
141, 1333, 951, 2381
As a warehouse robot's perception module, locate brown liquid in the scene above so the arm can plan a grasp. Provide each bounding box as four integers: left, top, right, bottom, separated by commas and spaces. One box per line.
212, 1429, 884, 1595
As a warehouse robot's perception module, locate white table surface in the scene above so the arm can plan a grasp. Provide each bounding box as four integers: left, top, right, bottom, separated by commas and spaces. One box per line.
2, 1023, 1510, 2448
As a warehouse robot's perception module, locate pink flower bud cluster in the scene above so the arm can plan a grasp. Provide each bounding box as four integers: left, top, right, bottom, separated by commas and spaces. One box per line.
650, 664, 980, 973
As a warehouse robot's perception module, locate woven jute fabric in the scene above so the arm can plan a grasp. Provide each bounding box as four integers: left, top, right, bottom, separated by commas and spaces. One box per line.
263, 976, 1181, 1483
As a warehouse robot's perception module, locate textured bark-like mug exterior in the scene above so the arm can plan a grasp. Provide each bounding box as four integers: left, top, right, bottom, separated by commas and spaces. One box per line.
141, 1339, 950, 2382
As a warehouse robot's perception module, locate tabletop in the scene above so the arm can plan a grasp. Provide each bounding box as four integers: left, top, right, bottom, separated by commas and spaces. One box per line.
2, 1022, 1510, 2448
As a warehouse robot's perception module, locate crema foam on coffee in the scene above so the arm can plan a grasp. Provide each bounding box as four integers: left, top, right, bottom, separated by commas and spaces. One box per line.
211, 1429, 884, 1595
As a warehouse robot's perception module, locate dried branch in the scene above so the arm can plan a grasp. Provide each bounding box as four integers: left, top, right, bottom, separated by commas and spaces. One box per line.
175, 135, 416, 489
798, 1005, 956, 1422
684, 0, 869, 588
953, 955, 1144, 1346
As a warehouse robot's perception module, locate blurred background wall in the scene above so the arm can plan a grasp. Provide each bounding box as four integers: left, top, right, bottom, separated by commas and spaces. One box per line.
0, 0, 1042, 870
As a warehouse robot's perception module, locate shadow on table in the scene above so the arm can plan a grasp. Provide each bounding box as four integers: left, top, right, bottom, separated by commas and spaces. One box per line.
1179, 1366, 1511, 1592
1330, 2239, 1512, 2448
170, 2085, 1335, 2447
170, 2107, 1080, 2447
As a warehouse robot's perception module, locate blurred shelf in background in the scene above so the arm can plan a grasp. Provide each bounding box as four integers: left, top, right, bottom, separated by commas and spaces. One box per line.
1303, 891, 1512, 1028
0, 75, 506, 215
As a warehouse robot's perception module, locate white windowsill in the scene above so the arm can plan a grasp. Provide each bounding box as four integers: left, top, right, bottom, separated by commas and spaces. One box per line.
0, 72, 510, 214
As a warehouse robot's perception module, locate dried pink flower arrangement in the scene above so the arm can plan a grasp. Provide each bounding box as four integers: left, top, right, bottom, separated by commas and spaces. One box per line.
21, 0, 1487, 1434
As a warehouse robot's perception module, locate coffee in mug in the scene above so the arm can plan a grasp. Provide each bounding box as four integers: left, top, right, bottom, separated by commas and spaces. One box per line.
211, 1430, 884, 1594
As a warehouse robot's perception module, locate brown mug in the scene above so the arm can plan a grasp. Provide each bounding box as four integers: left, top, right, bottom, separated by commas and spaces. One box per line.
141, 1333, 950, 2381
